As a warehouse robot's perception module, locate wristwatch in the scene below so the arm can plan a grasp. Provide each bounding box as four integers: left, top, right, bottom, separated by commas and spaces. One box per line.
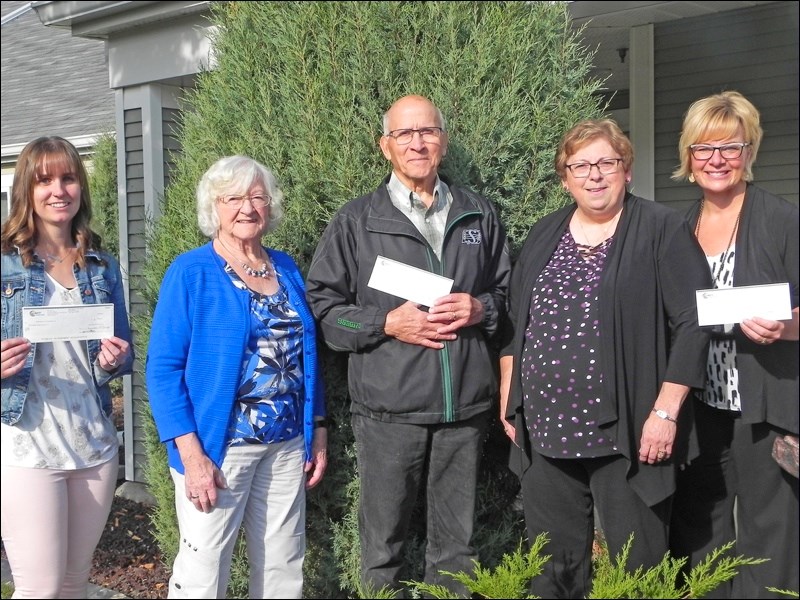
314, 417, 333, 429
651, 408, 677, 423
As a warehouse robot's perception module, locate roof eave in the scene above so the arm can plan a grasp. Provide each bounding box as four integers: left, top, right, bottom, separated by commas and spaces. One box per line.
31, 0, 211, 39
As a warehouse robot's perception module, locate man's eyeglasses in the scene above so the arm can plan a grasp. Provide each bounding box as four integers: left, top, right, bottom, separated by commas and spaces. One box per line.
385, 127, 445, 145
565, 158, 623, 179
689, 142, 750, 161
218, 194, 271, 209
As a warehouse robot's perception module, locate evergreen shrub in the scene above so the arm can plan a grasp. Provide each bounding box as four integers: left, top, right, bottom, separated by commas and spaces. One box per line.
136, 2, 606, 597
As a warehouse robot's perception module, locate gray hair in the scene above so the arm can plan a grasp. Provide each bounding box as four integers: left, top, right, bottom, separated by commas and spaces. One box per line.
196, 155, 285, 238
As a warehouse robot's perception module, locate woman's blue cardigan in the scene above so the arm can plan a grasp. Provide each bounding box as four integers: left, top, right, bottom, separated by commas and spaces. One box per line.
146, 242, 325, 473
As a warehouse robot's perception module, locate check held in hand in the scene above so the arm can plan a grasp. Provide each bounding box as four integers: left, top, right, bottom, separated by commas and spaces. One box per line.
22, 303, 115, 343
695, 282, 791, 326
367, 255, 454, 308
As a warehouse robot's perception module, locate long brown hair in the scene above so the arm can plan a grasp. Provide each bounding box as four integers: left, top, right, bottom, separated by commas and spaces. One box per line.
1, 136, 101, 267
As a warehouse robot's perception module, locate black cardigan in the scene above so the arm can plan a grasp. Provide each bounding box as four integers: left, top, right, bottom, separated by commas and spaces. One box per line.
686, 183, 799, 433
502, 193, 712, 507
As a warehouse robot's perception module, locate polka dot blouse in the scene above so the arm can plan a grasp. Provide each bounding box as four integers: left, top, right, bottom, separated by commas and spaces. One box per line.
520, 227, 619, 458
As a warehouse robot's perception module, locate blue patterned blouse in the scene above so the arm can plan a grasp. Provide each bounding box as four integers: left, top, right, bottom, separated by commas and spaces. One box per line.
224, 265, 304, 445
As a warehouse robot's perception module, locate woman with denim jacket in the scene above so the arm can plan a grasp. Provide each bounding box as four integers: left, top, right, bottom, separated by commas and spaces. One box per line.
1, 136, 133, 599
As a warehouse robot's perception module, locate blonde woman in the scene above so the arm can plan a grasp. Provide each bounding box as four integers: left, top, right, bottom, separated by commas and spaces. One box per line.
669, 91, 798, 599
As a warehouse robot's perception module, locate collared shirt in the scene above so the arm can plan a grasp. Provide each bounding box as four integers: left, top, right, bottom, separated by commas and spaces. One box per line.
387, 172, 452, 260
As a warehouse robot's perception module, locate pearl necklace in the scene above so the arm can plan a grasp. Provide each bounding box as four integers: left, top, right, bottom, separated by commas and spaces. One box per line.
216, 237, 272, 279
240, 262, 272, 279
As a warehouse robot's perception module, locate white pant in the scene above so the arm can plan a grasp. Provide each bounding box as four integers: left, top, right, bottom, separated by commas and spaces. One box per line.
168, 436, 306, 599
0, 458, 118, 599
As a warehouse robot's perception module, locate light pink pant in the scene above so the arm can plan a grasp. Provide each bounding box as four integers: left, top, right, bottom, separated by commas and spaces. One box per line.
1, 458, 118, 599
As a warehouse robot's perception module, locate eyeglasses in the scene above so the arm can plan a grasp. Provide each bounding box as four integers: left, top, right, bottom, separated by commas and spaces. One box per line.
218, 194, 271, 209
385, 127, 445, 145
689, 142, 750, 160
565, 158, 623, 179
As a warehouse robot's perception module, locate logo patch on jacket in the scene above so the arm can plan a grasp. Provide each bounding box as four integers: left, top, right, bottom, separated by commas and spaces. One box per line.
461, 229, 482, 245
337, 317, 362, 330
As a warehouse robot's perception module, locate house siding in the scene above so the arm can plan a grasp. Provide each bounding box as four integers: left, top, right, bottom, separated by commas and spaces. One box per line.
125, 103, 184, 482
121, 108, 146, 481
654, 3, 799, 212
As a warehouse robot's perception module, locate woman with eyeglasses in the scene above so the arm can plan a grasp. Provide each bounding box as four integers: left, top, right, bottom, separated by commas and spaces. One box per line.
146, 155, 327, 598
499, 119, 711, 598
669, 91, 799, 599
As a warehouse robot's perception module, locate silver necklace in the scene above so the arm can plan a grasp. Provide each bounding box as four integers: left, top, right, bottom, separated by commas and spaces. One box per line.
216, 237, 272, 279
575, 211, 619, 255
38, 247, 75, 264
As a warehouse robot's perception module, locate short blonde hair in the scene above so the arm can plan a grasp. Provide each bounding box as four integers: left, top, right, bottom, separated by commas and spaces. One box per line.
196, 155, 284, 238
672, 90, 762, 182
554, 119, 633, 179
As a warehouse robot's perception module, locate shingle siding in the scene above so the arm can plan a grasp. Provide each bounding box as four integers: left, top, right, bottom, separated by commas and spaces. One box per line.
1, 0, 114, 146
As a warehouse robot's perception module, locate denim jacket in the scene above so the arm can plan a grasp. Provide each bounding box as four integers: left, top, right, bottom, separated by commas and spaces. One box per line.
1, 248, 134, 425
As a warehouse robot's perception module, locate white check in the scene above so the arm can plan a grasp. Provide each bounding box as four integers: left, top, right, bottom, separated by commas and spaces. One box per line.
367, 255, 454, 308
695, 282, 792, 326
22, 304, 115, 343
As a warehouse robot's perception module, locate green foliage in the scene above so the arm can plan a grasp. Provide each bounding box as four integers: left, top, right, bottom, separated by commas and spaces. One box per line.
589, 536, 767, 600
766, 588, 800, 598
410, 535, 550, 599
138, 2, 605, 597
138, 396, 179, 568
87, 131, 123, 400
675, 542, 769, 600
88, 132, 119, 257
403, 535, 773, 599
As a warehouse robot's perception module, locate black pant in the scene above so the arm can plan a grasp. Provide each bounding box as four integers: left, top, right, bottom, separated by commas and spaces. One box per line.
352, 411, 489, 597
671, 399, 799, 599
520, 451, 670, 599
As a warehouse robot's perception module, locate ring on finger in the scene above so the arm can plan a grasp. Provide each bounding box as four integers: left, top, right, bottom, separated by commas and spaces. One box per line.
451, 312, 457, 322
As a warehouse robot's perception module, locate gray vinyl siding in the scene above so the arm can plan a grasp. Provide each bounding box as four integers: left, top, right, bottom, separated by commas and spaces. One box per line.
654, 2, 799, 212
0, 0, 113, 147
163, 108, 181, 188
122, 108, 149, 482
126, 105, 184, 482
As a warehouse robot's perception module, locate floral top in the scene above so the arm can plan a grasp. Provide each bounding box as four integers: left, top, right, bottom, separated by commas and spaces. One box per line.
0, 272, 118, 469
224, 265, 304, 445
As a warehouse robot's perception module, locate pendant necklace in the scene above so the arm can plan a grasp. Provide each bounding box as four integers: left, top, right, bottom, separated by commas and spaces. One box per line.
216, 237, 272, 279
695, 197, 743, 284
575, 211, 620, 257
38, 246, 75, 266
